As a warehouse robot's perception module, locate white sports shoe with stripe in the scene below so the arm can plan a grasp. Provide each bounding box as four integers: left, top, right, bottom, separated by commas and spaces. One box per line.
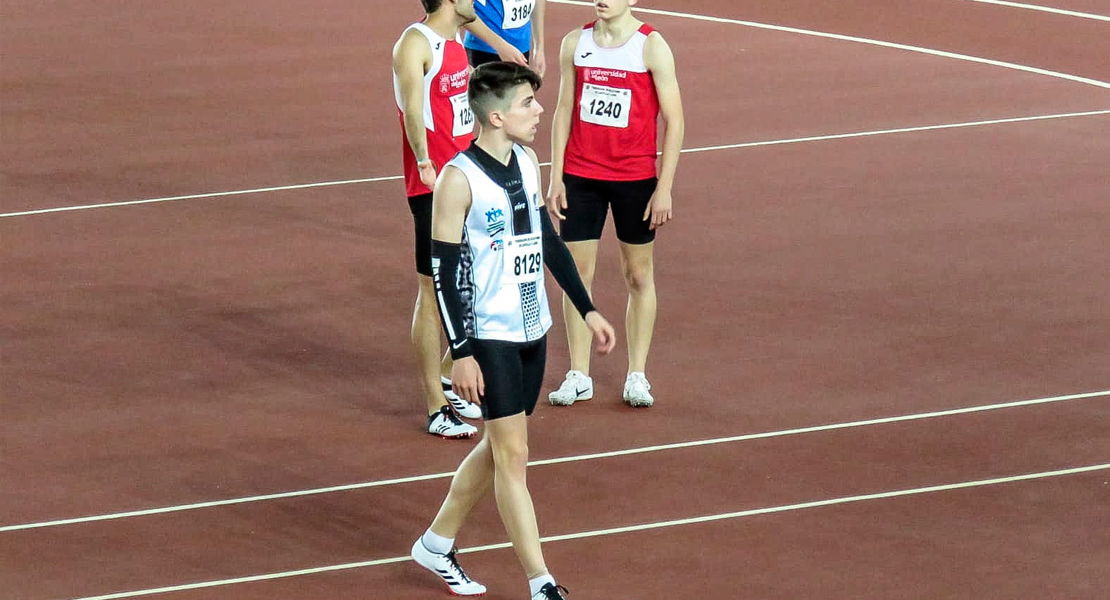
427, 406, 478, 439
410, 538, 487, 596
548, 370, 593, 406
442, 377, 483, 419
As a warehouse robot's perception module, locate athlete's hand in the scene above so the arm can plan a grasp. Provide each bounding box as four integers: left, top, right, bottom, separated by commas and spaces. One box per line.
450, 356, 485, 405
546, 178, 568, 221
530, 47, 546, 77
418, 159, 437, 188
495, 41, 529, 67
643, 187, 673, 230
584, 312, 616, 355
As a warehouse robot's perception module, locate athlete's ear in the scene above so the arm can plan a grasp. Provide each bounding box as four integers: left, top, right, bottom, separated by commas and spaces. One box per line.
488, 109, 505, 128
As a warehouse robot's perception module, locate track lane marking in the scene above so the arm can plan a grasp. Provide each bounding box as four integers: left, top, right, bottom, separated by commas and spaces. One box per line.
4, 109, 1108, 218
3, 388, 1107, 533
60, 463, 1110, 600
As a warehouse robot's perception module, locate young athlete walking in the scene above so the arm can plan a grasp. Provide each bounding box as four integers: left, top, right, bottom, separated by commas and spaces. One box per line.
547, 0, 684, 408
409, 62, 616, 600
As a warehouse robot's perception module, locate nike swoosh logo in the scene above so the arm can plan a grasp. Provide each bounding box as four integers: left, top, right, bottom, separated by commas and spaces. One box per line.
580, 52, 592, 58
575, 387, 589, 397
452, 340, 466, 349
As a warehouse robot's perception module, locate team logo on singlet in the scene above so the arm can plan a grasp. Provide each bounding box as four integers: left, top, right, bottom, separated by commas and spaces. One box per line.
486, 207, 506, 236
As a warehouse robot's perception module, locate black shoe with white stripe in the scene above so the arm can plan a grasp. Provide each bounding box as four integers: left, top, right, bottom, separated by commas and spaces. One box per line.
427, 406, 478, 439
532, 583, 570, 600
410, 538, 487, 596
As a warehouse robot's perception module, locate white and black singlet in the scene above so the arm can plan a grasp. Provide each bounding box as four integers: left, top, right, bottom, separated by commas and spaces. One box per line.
447, 143, 552, 343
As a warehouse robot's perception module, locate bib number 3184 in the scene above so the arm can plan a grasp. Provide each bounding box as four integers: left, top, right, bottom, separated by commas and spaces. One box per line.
503, 233, 542, 284
502, 0, 535, 29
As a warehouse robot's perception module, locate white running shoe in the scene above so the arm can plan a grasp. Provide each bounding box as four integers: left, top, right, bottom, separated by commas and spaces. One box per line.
548, 370, 593, 406
623, 372, 654, 407
410, 538, 487, 596
427, 406, 478, 439
442, 377, 483, 419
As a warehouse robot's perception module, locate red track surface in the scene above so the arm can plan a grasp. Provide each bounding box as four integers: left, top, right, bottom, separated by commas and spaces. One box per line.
2, 1, 1108, 599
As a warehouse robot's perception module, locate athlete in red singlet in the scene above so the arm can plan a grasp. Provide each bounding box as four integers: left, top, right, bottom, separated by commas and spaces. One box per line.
392, 0, 482, 439
547, 0, 685, 409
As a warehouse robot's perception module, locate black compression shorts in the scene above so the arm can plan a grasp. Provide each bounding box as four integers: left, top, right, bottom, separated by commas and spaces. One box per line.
472, 336, 547, 421
559, 173, 658, 245
407, 193, 434, 276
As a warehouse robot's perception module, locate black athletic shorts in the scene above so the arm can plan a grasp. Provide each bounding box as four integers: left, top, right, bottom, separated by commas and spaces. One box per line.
407, 193, 433, 276
560, 173, 658, 245
467, 48, 531, 68
472, 336, 547, 421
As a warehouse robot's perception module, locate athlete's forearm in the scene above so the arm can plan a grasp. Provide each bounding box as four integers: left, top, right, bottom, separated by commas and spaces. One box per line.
531, 0, 546, 53
430, 240, 472, 359
549, 106, 572, 178
656, 114, 684, 191
464, 19, 512, 55
403, 110, 431, 162
541, 211, 595, 317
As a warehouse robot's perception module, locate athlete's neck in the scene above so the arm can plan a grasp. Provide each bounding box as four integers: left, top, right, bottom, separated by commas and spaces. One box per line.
593, 13, 641, 46
424, 11, 463, 40
475, 134, 515, 166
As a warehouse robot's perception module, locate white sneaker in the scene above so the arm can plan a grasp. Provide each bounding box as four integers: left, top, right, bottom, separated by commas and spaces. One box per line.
548, 370, 593, 406
442, 377, 483, 419
410, 538, 487, 596
623, 372, 654, 407
427, 406, 478, 439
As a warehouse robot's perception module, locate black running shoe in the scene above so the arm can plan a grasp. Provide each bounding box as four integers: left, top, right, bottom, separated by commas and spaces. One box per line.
532, 583, 570, 600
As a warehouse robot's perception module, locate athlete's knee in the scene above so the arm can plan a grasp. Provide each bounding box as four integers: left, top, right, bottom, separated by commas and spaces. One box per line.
621, 260, 655, 293
491, 436, 530, 476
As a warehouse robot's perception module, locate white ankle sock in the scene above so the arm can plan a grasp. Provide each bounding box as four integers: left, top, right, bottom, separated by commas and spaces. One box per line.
421, 529, 453, 555
529, 574, 556, 596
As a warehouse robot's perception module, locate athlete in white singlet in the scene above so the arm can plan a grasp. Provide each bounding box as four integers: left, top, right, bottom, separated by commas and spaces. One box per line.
410, 62, 616, 600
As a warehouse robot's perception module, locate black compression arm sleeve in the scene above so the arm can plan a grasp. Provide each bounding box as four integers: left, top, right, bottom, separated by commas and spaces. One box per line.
541, 210, 597, 318
431, 239, 473, 360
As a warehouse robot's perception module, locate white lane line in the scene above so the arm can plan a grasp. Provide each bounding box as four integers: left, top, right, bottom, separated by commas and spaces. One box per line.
550, 0, 1110, 88
62, 463, 1110, 600
3, 109, 1108, 219
3, 388, 1107, 533
0, 175, 402, 218
964, 0, 1110, 21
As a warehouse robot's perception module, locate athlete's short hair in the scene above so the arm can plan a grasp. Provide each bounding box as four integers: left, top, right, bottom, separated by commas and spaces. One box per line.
468, 62, 543, 127
421, 0, 443, 12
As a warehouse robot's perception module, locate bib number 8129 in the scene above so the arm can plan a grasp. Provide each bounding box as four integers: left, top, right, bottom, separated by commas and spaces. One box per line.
514, 252, 541, 277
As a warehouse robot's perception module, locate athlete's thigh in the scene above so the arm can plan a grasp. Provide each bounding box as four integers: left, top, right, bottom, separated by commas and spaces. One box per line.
559, 173, 609, 242
607, 177, 658, 245
519, 337, 546, 416
472, 339, 527, 421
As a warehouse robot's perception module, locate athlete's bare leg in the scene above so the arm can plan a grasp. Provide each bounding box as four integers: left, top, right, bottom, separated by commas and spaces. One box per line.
427, 433, 495, 537
562, 240, 599, 375
485, 412, 548, 578
412, 275, 451, 415
618, 241, 656, 374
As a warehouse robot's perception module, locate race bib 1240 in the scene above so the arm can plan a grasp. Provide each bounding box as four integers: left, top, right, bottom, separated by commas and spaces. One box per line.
579, 83, 631, 128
